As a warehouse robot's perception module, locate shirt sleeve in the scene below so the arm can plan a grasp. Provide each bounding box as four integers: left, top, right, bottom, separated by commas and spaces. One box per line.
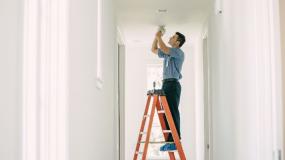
158, 49, 167, 58
158, 48, 182, 59
168, 48, 182, 59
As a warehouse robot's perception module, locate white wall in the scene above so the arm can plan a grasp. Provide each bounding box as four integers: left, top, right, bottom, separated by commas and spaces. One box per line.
208, 0, 282, 159
125, 45, 148, 160
281, 0, 285, 154
0, 0, 22, 159
180, 40, 198, 160
281, 0, 285, 66
124, 42, 196, 160
280, 0, 285, 57
192, 35, 205, 160
68, 0, 117, 159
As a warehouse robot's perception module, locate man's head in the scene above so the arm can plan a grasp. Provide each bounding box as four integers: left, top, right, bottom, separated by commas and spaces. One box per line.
168, 32, 186, 48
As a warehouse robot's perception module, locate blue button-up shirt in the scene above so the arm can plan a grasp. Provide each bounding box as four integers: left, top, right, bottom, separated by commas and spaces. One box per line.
158, 48, 185, 80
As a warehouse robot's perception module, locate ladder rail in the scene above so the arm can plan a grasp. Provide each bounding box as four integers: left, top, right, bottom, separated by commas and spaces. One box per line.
156, 98, 176, 160
133, 95, 151, 160
161, 96, 187, 160
141, 96, 158, 160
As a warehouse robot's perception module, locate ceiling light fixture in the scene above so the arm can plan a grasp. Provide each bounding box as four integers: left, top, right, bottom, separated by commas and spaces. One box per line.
157, 9, 168, 13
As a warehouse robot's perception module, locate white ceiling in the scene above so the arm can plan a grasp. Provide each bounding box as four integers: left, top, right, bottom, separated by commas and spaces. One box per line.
116, 0, 210, 46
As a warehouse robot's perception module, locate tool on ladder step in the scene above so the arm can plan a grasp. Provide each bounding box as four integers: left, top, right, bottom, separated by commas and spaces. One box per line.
139, 141, 176, 144
133, 82, 187, 160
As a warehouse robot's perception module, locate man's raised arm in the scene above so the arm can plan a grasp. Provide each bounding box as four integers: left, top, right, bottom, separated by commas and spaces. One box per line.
157, 35, 170, 54
151, 37, 158, 54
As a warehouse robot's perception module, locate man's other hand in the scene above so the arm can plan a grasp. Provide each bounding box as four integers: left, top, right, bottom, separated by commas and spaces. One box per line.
156, 31, 163, 39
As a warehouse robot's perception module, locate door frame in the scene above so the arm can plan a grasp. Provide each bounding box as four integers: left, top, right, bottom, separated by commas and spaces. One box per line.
266, 0, 284, 159
115, 27, 126, 160
202, 31, 213, 160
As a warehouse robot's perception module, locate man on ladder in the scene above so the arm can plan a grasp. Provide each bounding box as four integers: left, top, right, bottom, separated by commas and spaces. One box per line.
151, 28, 186, 151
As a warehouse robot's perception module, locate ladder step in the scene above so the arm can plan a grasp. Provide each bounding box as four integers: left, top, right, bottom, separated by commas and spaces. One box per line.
140, 131, 147, 135
143, 115, 150, 118
162, 130, 172, 133
157, 110, 165, 114
136, 151, 144, 155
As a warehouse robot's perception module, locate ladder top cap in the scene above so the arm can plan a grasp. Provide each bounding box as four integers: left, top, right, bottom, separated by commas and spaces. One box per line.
147, 89, 165, 95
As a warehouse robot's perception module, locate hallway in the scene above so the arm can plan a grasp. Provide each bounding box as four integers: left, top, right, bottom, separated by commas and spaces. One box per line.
0, 0, 284, 160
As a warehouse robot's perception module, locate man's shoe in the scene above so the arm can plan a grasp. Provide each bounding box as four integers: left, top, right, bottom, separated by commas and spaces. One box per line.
160, 143, 177, 151
165, 143, 176, 151
159, 143, 169, 151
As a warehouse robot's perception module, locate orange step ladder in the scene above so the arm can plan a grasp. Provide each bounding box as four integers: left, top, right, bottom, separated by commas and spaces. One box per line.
133, 83, 187, 160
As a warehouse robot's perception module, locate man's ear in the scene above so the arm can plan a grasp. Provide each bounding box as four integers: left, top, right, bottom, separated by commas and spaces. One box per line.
176, 41, 180, 47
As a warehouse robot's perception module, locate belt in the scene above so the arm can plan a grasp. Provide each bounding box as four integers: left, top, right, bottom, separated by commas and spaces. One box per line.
163, 78, 178, 82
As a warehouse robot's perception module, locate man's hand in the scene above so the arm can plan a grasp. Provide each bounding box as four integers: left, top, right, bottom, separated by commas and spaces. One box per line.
155, 31, 163, 39
156, 33, 170, 54
152, 31, 169, 54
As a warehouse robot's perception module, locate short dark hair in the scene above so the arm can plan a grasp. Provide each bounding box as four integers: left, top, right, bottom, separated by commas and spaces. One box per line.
176, 32, 186, 47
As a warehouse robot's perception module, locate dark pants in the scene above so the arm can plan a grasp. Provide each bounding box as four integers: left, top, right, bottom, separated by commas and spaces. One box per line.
162, 80, 181, 142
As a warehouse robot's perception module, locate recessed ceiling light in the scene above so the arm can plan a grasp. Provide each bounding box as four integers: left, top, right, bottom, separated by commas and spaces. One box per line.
157, 9, 167, 13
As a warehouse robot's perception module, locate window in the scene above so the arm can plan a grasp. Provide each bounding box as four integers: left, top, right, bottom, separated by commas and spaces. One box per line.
147, 64, 163, 90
